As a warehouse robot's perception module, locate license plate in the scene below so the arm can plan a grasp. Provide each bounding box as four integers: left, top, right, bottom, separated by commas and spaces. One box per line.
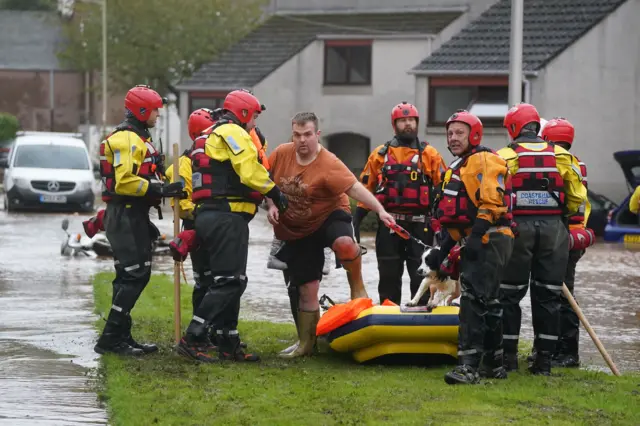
515, 190, 559, 207
40, 194, 67, 203
623, 234, 640, 244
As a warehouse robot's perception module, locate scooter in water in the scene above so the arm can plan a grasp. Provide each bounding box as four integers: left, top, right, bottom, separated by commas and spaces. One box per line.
60, 218, 98, 258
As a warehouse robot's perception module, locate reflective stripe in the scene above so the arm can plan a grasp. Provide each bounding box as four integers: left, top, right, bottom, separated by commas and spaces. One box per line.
571, 164, 583, 178
99, 156, 107, 161
458, 349, 478, 356
124, 264, 140, 272
582, 177, 588, 182
111, 304, 123, 312
534, 282, 563, 291
114, 260, 120, 265
578, 162, 585, 166
500, 283, 528, 290
191, 148, 205, 155
214, 275, 246, 282
539, 333, 559, 341
143, 158, 153, 163
488, 226, 509, 233
145, 142, 156, 154
229, 329, 239, 336
503, 334, 519, 340
451, 173, 461, 181
518, 167, 558, 173
443, 189, 458, 196
144, 261, 151, 266
193, 272, 200, 278
494, 349, 504, 356
192, 315, 205, 324
517, 151, 555, 157
135, 181, 145, 194
203, 271, 212, 276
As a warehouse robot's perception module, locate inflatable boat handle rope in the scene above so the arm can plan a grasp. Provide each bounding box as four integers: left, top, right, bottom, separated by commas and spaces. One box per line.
319, 294, 336, 312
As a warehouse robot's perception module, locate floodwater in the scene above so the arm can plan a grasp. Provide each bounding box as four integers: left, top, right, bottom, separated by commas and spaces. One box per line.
0, 200, 638, 424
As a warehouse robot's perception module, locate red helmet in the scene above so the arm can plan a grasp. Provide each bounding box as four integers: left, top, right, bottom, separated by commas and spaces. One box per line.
503, 103, 540, 139
446, 109, 483, 146
541, 117, 575, 146
391, 102, 419, 129
187, 108, 216, 141
124, 85, 165, 122
223, 89, 262, 124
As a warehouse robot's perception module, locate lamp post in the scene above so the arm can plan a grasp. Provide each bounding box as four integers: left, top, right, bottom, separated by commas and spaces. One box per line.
508, 0, 524, 106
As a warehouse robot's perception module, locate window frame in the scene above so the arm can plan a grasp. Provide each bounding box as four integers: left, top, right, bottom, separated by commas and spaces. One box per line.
323, 40, 373, 86
188, 91, 228, 113
427, 77, 524, 128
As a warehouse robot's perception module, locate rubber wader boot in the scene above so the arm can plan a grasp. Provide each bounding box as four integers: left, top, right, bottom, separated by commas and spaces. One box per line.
280, 277, 301, 355
341, 255, 368, 300
124, 314, 158, 354
279, 310, 319, 359
279, 310, 300, 355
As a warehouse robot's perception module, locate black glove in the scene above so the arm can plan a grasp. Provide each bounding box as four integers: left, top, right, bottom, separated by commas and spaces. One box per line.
148, 182, 187, 199
266, 185, 288, 213
353, 206, 370, 243
464, 218, 491, 261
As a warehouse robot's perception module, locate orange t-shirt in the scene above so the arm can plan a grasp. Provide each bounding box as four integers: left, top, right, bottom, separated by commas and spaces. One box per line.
269, 143, 357, 241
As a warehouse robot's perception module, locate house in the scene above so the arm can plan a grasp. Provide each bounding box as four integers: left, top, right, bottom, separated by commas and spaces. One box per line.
0, 10, 125, 133
175, 1, 498, 175
410, 0, 639, 203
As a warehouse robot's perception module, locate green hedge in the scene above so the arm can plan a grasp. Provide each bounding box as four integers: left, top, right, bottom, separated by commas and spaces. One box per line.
349, 198, 378, 233
0, 113, 19, 144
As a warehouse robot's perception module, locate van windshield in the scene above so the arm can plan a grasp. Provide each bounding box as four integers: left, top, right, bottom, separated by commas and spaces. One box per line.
13, 144, 90, 170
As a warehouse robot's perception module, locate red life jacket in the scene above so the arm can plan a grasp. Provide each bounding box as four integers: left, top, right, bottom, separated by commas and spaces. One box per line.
374, 139, 432, 212
435, 146, 513, 228
510, 142, 565, 216
568, 155, 587, 225
99, 121, 163, 204
190, 120, 264, 206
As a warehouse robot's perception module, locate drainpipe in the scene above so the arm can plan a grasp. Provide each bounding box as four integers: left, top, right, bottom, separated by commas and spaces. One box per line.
523, 78, 532, 104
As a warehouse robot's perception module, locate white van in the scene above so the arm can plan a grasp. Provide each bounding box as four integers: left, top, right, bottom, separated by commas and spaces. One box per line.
0, 131, 96, 212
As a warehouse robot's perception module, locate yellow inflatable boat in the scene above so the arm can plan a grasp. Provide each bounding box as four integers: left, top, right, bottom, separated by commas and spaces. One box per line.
323, 304, 460, 363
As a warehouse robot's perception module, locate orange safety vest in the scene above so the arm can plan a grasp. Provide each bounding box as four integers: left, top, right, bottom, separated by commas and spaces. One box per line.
250, 127, 270, 170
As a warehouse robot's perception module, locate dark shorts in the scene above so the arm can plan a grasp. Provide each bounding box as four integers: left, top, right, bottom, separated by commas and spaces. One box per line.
278, 210, 354, 287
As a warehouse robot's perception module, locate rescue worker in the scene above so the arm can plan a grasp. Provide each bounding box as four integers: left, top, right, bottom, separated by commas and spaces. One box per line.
354, 102, 446, 305
540, 117, 594, 367
497, 103, 587, 375
95, 84, 186, 356
176, 89, 287, 363
266, 111, 396, 359
426, 110, 514, 384
165, 107, 218, 323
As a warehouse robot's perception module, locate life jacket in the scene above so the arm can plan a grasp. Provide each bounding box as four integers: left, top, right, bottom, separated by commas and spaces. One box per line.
510, 142, 565, 216
99, 120, 163, 204
250, 128, 270, 171
190, 119, 264, 206
374, 138, 432, 212
435, 146, 512, 228
568, 155, 587, 225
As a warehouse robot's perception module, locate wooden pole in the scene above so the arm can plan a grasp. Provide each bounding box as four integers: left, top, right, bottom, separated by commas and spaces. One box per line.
172, 143, 181, 344
562, 283, 621, 376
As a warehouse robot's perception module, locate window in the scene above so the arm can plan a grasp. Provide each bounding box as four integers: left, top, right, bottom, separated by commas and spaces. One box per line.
428, 78, 524, 127
188, 92, 227, 113
324, 41, 372, 86
13, 144, 89, 170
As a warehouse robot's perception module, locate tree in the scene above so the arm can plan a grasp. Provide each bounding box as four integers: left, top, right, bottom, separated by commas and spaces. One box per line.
57, 0, 267, 99
0, 113, 19, 144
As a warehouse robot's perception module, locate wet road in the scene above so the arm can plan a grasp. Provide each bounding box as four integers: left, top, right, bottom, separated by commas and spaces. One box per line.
0, 201, 638, 425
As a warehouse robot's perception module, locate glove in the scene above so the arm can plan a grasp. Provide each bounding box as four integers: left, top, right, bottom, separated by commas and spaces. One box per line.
569, 228, 595, 250
464, 218, 491, 261
148, 182, 187, 199
439, 245, 462, 280
266, 185, 288, 213
353, 206, 369, 243
169, 229, 199, 262
83, 209, 105, 238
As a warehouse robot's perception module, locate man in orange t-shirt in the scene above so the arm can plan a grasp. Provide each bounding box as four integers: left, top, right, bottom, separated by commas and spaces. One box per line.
266, 112, 396, 359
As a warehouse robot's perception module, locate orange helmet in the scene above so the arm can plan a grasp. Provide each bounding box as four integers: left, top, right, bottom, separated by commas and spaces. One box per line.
223, 89, 262, 124
446, 109, 483, 146
391, 102, 419, 129
124, 85, 165, 122
541, 117, 575, 147
503, 103, 540, 139
187, 108, 216, 141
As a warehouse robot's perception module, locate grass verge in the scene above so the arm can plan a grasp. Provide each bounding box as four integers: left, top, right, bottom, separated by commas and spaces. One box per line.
93, 273, 640, 426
